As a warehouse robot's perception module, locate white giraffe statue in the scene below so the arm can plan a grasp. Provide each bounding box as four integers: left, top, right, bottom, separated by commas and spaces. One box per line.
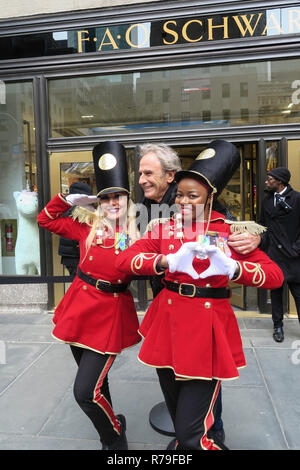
13, 190, 40, 275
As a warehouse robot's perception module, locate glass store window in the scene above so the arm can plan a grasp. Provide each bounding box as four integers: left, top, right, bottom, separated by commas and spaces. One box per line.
0, 81, 39, 276
49, 58, 300, 137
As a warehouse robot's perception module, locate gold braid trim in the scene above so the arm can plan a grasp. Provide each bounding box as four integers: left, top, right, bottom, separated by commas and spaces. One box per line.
44, 207, 54, 220
243, 262, 266, 287
71, 206, 98, 227
226, 220, 267, 235
145, 218, 170, 233
131, 253, 158, 275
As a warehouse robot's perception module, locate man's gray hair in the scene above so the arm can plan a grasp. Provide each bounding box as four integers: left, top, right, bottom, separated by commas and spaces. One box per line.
138, 143, 182, 173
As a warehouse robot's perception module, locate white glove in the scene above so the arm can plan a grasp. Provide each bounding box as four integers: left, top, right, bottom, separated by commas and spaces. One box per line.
65, 194, 98, 207
166, 242, 200, 280
197, 245, 237, 280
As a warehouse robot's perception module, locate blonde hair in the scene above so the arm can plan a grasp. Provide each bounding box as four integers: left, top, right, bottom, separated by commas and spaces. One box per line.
84, 199, 140, 256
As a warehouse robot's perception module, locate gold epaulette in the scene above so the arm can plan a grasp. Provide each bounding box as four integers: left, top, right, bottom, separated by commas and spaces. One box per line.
145, 217, 170, 232
71, 206, 98, 226
225, 220, 267, 235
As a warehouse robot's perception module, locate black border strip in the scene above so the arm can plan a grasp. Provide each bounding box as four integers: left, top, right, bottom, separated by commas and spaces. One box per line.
0, 276, 73, 284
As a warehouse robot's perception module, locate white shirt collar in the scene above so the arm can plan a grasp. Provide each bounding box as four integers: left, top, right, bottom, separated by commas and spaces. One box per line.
274, 186, 287, 204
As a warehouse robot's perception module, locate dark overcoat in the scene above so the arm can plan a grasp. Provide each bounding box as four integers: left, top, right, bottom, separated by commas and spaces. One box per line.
259, 185, 300, 282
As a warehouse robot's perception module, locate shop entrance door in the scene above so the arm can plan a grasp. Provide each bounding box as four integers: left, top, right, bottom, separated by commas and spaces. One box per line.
257, 138, 288, 314
49, 151, 93, 306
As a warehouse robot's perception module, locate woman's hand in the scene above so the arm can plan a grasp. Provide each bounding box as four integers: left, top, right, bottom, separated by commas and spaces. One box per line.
65, 194, 99, 207
165, 242, 201, 279
197, 245, 238, 280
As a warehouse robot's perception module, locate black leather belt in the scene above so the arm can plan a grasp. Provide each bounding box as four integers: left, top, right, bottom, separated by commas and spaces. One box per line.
77, 268, 129, 293
163, 280, 231, 299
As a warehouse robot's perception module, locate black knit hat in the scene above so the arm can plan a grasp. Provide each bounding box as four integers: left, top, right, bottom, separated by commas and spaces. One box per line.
175, 140, 240, 195
69, 181, 92, 195
92, 141, 130, 196
268, 167, 291, 185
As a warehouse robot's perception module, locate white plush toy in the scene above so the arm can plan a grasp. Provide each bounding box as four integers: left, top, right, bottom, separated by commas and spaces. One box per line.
13, 190, 40, 275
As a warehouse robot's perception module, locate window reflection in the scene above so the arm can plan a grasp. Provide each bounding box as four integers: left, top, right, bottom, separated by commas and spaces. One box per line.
49, 58, 300, 137
266, 142, 279, 171
0, 81, 39, 275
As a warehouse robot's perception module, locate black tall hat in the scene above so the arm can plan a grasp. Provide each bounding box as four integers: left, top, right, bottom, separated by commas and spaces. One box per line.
92, 141, 130, 196
175, 140, 240, 195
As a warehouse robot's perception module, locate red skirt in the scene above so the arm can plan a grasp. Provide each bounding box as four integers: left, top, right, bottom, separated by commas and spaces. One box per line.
138, 289, 246, 380
52, 276, 141, 354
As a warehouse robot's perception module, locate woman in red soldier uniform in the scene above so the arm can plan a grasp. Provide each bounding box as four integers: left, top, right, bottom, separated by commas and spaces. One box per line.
116, 140, 284, 450
37, 141, 140, 450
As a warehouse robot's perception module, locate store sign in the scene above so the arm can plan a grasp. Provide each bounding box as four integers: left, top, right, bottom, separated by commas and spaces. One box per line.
77, 7, 300, 53
0, 6, 300, 61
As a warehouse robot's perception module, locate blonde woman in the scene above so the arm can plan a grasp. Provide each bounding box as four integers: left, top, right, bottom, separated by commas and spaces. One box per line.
37, 142, 140, 450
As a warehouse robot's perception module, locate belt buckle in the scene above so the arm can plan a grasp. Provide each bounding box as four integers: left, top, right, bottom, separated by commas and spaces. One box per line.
95, 279, 111, 290
178, 282, 196, 298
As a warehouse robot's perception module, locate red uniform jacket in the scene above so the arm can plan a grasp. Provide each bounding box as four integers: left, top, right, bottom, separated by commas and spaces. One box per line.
116, 212, 284, 380
37, 194, 141, 355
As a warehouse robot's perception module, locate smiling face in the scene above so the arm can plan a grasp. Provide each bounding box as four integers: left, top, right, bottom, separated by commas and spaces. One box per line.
175, 177, 210, 223
138, 152, 175, 203
99, 191, 128, 223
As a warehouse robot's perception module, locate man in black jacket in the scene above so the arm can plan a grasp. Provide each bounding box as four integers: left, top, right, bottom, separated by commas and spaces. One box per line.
58, 181, 92, 279
259, 167, 300, 343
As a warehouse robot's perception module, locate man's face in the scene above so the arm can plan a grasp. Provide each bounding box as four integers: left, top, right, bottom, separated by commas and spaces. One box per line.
138, 152, 175, 202
265, 175, 280, 192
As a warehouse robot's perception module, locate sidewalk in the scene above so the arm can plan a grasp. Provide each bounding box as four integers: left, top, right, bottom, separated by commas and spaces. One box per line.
0, 311, 299, 451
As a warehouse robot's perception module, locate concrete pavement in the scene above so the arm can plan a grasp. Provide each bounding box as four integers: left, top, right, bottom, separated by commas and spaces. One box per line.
0, 311, 299, 451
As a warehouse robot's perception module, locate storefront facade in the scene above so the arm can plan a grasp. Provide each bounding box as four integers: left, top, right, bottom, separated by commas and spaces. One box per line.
0, 0, 300, 313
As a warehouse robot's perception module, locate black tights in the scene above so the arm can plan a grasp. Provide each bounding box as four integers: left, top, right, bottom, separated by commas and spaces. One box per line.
157, 368, 227, 450
70, 345, 120, 446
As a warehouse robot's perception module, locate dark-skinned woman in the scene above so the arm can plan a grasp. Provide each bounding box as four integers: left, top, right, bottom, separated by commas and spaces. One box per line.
115, 140, 284, 450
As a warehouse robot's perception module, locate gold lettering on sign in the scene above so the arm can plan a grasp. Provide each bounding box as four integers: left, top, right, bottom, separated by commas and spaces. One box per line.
233, 13, 263, 36
98, 28, 118, 50
125, 23, 150, 48
288, 9, 300, 33
77, 30, 90, 53
182, 20, 203, 42
207, 16, 229, 40
163, 20, 179, 45
262, 12, 284, 36
76, 7, 300, 54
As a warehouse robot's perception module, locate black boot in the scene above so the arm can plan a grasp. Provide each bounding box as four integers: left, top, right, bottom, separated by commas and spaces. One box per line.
102, 414, 128, 450
273, 327, 284, 343
208, 428, 225, 444
166, 438, 177, 450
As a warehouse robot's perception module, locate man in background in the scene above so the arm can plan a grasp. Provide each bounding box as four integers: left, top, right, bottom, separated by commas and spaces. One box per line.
259, 167, 300, 343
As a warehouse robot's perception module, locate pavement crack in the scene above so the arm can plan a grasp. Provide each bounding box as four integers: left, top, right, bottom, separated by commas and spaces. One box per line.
0, 344, 53, 398
252, 347, 290, 449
